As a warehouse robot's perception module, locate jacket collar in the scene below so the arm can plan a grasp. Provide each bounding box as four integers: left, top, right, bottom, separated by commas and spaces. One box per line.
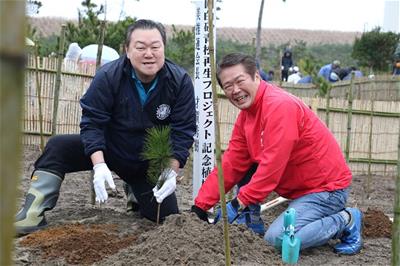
246, 80, 267, 114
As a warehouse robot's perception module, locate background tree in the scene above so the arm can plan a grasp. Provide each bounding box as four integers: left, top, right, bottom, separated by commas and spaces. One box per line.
165, 26, 195, 75
352, 27, 400, 73
105, 16, 136, 54
65, 0, 136, 55
255, 0, 286, 65
26, 0, 42, 15
65, 0, 104, 49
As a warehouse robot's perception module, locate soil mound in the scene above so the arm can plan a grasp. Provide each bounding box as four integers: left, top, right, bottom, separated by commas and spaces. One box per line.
20, 224, 136, 265
363, 208, 392, 238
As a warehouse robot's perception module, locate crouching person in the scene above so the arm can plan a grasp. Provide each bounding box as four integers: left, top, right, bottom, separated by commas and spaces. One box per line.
191, 53, 362, 255
15, 19, 196, 235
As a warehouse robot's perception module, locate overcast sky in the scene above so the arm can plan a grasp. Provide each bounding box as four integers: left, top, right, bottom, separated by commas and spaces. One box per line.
32, 0, 398, 32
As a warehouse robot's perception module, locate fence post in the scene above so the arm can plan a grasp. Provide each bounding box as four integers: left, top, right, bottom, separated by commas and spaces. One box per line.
34, 42, 45, 150
365, 100, 374, 200
51, 24, 66, 136
96, 20, 106, 71
345, 72, 354, 163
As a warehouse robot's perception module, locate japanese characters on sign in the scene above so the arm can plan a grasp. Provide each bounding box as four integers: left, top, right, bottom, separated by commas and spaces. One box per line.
192, 0, 216, 200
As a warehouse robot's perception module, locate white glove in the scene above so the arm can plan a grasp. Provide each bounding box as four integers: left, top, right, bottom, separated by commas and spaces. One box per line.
152, 168, 177, 203
93, 163, 116, 203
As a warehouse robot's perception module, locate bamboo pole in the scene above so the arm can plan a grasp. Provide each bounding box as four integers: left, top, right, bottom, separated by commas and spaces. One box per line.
0, 2, 25, 265
392, 81, 400, 266
51, 24, 66, 136
90, 20, 107, 204
208, 0, 231, 265
366, 100, 374, 200
325, 86, 331, 127
96, 21, 106, 70
345, 72, 355, 163
34, 43, 45, 150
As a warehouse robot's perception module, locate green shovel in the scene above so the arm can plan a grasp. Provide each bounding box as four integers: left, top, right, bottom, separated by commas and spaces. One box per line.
282, 208, 301, 264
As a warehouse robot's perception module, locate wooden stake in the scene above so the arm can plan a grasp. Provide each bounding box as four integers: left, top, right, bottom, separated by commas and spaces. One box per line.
345, 72, 354, 163
0, 1, 25, 265
51, 24, 66, 136
391, 79, 400, 266
34, 43, 45, 150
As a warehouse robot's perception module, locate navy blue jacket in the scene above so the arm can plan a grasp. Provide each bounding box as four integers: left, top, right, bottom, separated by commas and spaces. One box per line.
80, 56, 196, 168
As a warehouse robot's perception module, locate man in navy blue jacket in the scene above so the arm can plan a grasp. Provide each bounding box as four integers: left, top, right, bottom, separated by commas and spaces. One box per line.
15, 19, 196, 235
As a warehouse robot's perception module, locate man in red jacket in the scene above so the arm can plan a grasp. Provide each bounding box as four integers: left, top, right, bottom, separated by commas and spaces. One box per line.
191, 53, 363, 255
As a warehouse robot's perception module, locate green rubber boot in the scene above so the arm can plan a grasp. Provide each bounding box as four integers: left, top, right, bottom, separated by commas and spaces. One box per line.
15, 170, 62, 236
123, 182, 139, 213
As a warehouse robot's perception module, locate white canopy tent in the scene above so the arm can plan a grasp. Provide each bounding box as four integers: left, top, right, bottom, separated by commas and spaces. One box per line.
79, 44, 120, 66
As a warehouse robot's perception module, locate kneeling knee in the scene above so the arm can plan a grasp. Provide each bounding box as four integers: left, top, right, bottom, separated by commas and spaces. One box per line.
264, 227, 281, 245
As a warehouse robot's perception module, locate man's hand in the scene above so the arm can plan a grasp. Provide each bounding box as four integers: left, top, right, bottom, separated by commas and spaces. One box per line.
152, 168, 177, 203
214, 198, 265, 235
214, 197, 242, 224
93, 162, 116, 203
191, 205, 210, 222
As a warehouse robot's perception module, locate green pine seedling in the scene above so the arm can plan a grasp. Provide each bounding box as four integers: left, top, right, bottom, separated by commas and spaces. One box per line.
141, 126, 173, 189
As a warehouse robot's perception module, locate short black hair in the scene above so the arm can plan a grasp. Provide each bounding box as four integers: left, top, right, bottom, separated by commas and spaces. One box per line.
216, 53, 257, 87
125, 19, 167, 47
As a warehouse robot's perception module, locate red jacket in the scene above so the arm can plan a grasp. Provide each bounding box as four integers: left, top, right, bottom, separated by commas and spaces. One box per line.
195, 81, 352, 210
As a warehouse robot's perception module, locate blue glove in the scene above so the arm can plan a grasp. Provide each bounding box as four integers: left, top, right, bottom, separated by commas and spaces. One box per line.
214, 198, 242, 224
214, 198, 265, 235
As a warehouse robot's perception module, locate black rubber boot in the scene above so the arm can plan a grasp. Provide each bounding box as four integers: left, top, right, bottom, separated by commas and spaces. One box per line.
15, 170, 62, 236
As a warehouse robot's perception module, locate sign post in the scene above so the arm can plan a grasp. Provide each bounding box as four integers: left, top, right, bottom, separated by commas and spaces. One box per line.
192, 0, 216, 200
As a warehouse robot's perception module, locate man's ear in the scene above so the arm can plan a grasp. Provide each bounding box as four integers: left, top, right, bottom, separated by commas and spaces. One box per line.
125, 46, 129, 58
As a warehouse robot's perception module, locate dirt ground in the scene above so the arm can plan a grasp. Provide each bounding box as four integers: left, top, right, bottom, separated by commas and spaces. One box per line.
13, 145, 394, 265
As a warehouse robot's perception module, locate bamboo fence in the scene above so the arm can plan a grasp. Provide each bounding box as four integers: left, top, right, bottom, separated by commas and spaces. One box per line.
283, 75, 400, 100
23, 56, 400, 176
24, 55, 96, 145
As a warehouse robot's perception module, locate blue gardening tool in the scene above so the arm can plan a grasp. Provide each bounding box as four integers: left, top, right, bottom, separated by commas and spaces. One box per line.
282, 208, 301, 264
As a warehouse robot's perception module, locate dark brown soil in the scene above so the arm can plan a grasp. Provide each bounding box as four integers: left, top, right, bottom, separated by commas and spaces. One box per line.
14, 145, 395, 265
363, 208, 393, 238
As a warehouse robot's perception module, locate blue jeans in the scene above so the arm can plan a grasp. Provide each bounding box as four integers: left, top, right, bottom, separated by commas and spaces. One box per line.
264, 189, 349, 250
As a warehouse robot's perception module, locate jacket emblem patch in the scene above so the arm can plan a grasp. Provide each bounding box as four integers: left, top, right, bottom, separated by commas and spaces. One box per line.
156, 104, 171, 120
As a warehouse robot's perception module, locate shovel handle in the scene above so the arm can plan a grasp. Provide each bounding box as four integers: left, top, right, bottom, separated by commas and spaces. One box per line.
260, 196, 288, 213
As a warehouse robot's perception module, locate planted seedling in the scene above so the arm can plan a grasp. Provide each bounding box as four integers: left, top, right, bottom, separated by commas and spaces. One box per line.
141, 125, 173, 224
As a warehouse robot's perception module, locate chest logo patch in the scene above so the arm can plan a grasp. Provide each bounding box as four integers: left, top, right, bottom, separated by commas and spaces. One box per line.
156, 104, 171, 120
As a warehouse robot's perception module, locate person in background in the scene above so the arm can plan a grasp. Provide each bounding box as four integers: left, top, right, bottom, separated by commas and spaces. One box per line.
393, 59, 400, 76
266, 70, 275, 82
15, 19, 196, 235
287, 66, 302, 84
191, 53, 363, 255
318, 60, 340, 81
281, 48, 293, 81
256, 59, 269, 81
340, 67, 363, 81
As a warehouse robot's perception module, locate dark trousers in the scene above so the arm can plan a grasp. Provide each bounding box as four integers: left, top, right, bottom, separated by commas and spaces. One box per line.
34, 134, 179, 222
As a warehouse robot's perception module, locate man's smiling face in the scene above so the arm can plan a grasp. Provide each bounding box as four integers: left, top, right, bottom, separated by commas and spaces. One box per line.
126, 28, 165, 83
219, 64, 261, 110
